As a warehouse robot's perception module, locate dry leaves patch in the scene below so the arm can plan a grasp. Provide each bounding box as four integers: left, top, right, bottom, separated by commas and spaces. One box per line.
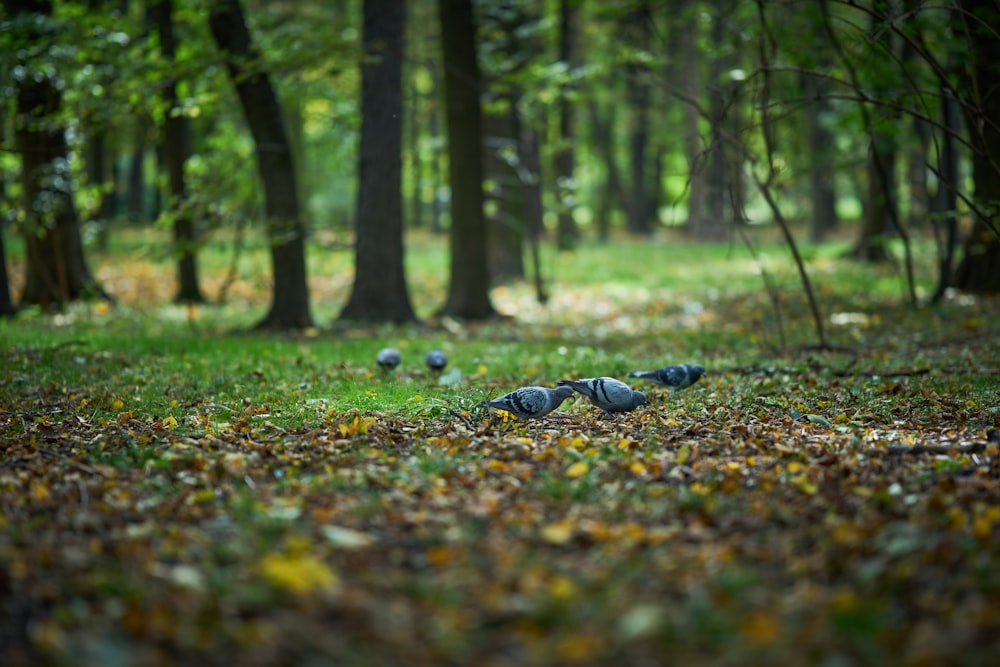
2, 383, 1000, 666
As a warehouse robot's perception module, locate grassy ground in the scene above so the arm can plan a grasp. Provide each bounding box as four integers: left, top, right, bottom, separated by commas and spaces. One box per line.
2, 228, 999, 665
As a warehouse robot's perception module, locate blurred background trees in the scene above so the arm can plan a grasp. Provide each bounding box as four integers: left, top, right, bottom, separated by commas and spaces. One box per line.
2, 0, 998, 327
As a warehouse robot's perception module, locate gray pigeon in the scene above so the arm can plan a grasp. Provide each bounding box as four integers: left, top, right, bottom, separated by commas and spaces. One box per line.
376, 347, 402, 370
557, 377, 647, 413
425, 349, 448, 373
628, 364, 705, 391
477, 385, 575, 421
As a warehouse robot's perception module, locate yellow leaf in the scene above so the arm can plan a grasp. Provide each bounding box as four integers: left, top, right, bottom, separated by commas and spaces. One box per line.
161, 415, 178, 429
565, 461, 589, 478
258, 552, 339, 595
793, 475, 818, 495
786, 461, 803, 474
550, 575, 576, 599
740, 610, 781, 644
112, 398, 124, 410
629, 461, 648, 476
540, 521, 574, 545
31, 483, 51, 501
476, 364, 488, 374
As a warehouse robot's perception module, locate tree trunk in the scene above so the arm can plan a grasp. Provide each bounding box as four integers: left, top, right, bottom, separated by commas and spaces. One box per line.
0, 223, 14, 317
436, 0, 495, 319
554, 0, 578, 250
679, 0, 707, 235
340, 0, 416, 323
152, 0, 204, 304
588, 99, 625, 242
930, 88, 961, 302
803, 70, 838, 241
12, 0, 104, 308
483, 105, 524, 285
853, 138, 895, 262
208, 0, 313, 329
952, 0, 1000, 292
625, 1, 653, 236
696, 45, 728, 242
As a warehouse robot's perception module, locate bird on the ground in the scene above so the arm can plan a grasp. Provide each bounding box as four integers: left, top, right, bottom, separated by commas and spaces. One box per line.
557, 377, 647, 413
476, 385, 575, 421
426, 349, 448, 373
376, 347, 402, 370
628, 363, 706, 391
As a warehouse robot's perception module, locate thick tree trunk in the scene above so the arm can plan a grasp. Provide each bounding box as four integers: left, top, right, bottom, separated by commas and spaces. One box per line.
152, 0, 204, 304
208, 0, 313, 329
340, 0, 416, 323
437, 0, 495, 319
12, 2, 104, 309
953, 0, 1000, 293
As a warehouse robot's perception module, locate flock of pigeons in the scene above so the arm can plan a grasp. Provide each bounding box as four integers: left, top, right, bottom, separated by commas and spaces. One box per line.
376, 346, 706, 422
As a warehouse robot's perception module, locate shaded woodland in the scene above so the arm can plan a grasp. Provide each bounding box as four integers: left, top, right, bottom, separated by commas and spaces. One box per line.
2, 0, 1000, 328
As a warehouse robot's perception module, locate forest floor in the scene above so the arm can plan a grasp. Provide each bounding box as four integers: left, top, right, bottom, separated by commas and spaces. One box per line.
2, 234, 1000, 665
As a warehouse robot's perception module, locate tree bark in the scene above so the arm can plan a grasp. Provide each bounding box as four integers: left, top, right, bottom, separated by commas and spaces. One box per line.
0, 224, 14, 317
625, 1, 653, 236
853, 138, 895, 262
208, 0, 313, 329
803, 69, 838, 241
340, 0, 417, 323
437, 0, 495, 319
554, 0, 579, 250
152, 0, 204, 304
953, 0, 1000, 293
588, 99, 625, 242
483, 104, 524, 285
12, 0, 104, 308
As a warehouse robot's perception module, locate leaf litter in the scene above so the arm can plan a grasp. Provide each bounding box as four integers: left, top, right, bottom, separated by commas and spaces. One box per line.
3, 294, 1000, 665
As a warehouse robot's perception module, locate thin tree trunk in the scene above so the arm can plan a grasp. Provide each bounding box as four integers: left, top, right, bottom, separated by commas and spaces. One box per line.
803, 70, 838, 241
484, 105, 524, 285
152, 0, 204, 304
930, 89, 960, 303
208, 0, 313, 329
588, 100, 625, 242
554, 0, 578, 250
437, 0, 495, 319
625, 1, 653, 236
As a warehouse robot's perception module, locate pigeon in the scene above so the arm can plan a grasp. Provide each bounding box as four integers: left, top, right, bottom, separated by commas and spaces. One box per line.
476, 385, 575, 421
425, 349, 448, 373
628, 363, 705, 391
376, 347, 401, 370
557, 377, 647, 413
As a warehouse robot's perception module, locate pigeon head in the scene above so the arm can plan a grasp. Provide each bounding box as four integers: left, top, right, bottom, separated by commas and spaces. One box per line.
425, 349, 448, 372
633, 391, 648, 408
376, 347, 402, 370
554, 385, 575, 402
